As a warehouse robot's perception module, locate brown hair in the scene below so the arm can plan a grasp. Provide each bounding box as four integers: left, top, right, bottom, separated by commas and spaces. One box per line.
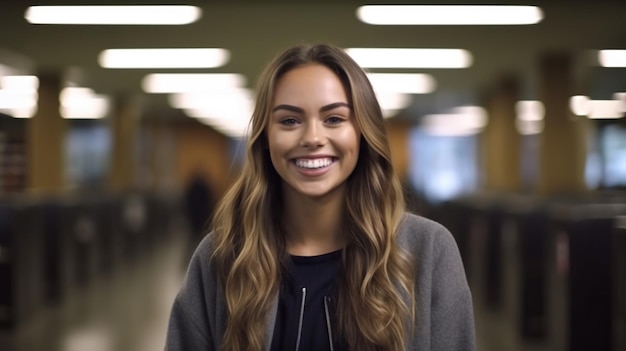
211, 44, 414, 351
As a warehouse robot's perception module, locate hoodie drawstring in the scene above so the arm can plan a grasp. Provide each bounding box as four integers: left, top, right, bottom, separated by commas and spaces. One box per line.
324, 296, 335, 351
295, 287, 306, 351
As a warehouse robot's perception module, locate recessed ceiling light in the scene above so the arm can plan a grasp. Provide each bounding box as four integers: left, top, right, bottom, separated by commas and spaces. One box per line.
357, 5, 543, 25
587, 100, 624, 119
346, 48, 472, 68
367, 73, 435, 94
99, 48, 229, 69
421, 106, 487, 136
515, 100, 544, 121
569, 95, 624, 119
169, 89, 253, 110
598, 50, 626, 67
1, 75, 39, 92
142, 73, 246, 93
25, 5, 201, 25
60, 87, 110, 119
570, 95, 590, 116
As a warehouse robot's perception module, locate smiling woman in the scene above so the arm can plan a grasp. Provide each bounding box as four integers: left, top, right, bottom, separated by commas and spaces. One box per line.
165, 44, 475, 351
268, 64, 360, 202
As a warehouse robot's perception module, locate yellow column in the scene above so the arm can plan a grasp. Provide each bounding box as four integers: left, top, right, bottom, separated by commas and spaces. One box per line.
537, 53, 588, 195
27, 71, 66, 195
482, 76, 522, 192
386, 119, 411, 180
108, 96, 140, 191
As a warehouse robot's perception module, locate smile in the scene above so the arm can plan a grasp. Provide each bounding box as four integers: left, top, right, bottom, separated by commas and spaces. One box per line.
294, 157, 335, 169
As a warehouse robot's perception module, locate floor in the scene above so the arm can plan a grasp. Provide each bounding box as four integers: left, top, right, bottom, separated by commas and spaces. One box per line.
0, 216, 550, 351
0, 217, 188, 351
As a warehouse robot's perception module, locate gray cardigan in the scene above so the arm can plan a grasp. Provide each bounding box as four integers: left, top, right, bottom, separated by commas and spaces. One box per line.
165, 213, 475, 350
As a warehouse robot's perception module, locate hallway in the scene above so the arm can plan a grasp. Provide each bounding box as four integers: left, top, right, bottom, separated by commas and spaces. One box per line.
0, 217, 188, 351
0, 212, 581, 351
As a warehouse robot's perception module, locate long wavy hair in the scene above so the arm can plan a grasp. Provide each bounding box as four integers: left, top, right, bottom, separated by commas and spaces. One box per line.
211, 44, 415, 351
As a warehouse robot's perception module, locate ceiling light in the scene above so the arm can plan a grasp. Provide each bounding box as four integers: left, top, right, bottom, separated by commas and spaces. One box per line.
142, 73, 246, 93
587, 100, 624, 119
0, 90, 37, 117
169, 89, 253, 110
598, 50, 626, 67
60, 87, 110, 119
357, 5, 543, 25
0, 75, 39, 117
570, 95, 590, 116
1, 75, 38, 92
185, 103, 253, 139
569, 95, 624, 119
515, 100, 544, 121
99, 48, 229, 69
346, 48, 472, 68
375, 92, 412, 116
25, 6, 201, 25
614, 92, 626, 112
367, 73, 435, 94
421, 106, 487, 136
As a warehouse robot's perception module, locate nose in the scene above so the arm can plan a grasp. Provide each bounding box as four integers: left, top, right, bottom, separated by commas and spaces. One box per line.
299, 120, 324, 148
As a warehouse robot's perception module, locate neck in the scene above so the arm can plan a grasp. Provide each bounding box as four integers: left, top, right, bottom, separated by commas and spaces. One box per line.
281, 186, 347, 256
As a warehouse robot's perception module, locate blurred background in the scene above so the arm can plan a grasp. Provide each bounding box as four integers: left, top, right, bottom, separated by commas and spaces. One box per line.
1, 1, 625, 350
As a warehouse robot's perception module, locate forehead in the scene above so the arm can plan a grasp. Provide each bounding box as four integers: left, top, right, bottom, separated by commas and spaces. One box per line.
272, 64, 349, 105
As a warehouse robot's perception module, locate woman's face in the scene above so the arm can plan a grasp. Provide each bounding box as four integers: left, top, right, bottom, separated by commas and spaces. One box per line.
267, 63, 361, 200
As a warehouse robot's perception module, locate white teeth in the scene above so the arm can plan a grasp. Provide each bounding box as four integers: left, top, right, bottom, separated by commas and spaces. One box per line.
295, 158, 333, 169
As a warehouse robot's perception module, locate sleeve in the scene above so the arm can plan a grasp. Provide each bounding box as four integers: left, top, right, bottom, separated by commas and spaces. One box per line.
429, 225, 476, 351
165, 238, 216, 351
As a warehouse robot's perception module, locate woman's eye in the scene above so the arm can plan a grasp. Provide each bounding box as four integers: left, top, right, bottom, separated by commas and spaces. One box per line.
326, 116, 344, 124
279, 118, 299, 126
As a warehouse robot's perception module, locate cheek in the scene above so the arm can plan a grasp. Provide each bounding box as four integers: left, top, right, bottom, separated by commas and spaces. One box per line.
337, 128, 361, 154
267, 130, 292, 164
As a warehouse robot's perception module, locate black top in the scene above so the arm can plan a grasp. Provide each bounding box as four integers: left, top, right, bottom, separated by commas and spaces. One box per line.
270, 249, 345, 351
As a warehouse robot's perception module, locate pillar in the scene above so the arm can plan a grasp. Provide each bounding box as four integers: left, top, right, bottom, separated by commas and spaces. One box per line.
27, 71, 66, 195
537, 53, 588, 195
108, 96, 140, 191
482, 76, 522, 192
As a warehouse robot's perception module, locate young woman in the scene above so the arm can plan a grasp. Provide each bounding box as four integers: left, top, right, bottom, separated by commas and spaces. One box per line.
166, 44, 475, 351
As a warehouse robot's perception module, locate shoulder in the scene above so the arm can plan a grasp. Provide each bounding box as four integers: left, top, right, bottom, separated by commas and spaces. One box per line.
396, 212, 467, 281
397, 212, 457, 255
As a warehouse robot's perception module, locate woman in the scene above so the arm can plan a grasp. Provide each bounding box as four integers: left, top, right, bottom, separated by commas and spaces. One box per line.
166, 44, 475, 351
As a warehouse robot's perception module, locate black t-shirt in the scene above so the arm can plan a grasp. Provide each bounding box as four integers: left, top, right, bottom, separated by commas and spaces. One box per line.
270, 249, 346, 351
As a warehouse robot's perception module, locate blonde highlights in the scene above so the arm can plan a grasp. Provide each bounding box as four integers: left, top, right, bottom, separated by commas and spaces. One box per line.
211, 44, 414, 351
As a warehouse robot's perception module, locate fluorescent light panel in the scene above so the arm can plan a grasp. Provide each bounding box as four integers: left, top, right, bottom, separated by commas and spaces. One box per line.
1, 75, 39, 92
60, 87, 110, 119
0, 75, 39, 117
357, 5, 543, 25
143, 73, 246, 93
375, 92, 412, 117
367, 73, 435, 94
169, 89, 253, 110
99, 49, 229, 69
421, 106, 487, 136
516, 100, 544, 121
598, 50, 626, 68
569, 95, 624, 119
346, 48, 472, 68
588, 100, 624, 119
25, 6, 201, 25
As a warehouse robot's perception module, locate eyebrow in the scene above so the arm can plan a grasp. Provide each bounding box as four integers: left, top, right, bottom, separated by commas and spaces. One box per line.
272, 102, 351, 114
